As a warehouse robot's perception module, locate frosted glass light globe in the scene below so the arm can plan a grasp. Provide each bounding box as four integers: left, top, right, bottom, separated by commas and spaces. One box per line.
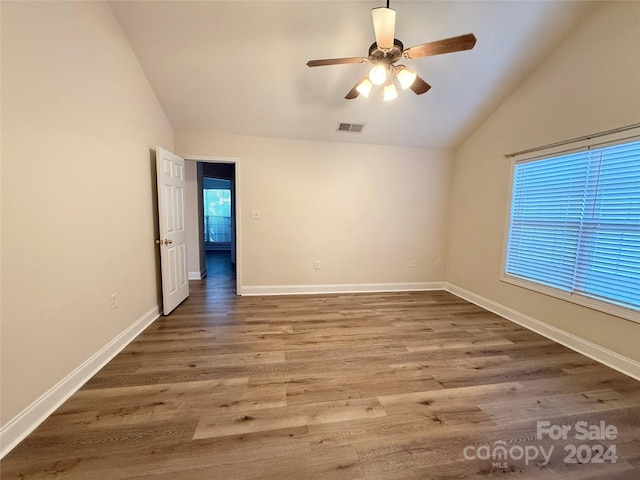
369, 65, 387, 86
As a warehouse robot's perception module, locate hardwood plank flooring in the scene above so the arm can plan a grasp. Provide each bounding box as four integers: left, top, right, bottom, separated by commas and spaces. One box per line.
2, 252, 639, 478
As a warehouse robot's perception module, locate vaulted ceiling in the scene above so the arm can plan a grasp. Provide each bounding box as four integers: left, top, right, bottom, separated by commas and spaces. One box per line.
111, 1, 596, 149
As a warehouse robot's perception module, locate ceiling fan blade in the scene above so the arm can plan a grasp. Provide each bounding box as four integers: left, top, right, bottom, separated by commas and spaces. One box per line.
307, 57, 368, 67
371, 7, 395, 51
345, 72, 371, 99
402, 33, 477, 60
409, 74, 431, 95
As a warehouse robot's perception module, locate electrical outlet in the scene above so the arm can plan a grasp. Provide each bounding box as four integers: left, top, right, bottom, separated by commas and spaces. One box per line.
436, 259, 443, 268
314, 260, 321, 270
410, 259, 417, 268
251, 210, 261, 219
110, 293, 118, 310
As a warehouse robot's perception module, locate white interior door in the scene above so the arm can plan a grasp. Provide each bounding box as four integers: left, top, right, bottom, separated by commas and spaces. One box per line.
156, 147, 189, 314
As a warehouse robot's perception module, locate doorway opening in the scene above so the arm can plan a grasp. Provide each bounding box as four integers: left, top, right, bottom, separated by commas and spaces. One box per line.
199, 162, 237, 292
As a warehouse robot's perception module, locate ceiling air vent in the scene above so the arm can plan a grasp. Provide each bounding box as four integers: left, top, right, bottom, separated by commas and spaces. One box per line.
337, 122, 365, 133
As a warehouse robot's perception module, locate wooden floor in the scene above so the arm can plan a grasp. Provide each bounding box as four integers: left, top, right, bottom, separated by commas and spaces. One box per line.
2, 252, 639, 479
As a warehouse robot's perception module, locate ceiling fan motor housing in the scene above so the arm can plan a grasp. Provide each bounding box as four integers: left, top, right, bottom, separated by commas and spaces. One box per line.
368, 39, 404, 65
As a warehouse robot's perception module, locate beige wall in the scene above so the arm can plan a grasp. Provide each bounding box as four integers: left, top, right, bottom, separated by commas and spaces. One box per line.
447, 1, 640, 361
176, 132, 451, 288
1, 1, 173, 425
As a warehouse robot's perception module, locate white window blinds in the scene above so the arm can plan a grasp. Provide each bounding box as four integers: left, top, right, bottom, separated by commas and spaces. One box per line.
505, 140, 640, 312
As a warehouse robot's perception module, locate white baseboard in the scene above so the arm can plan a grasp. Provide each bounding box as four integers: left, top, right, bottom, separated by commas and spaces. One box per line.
445, 283, 640, 381
239, 282, 446, 296
188, 270, 206, 280
0, 305, 161, 459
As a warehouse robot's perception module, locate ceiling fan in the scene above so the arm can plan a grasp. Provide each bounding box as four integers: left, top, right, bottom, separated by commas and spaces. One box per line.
306, 1, 476, 101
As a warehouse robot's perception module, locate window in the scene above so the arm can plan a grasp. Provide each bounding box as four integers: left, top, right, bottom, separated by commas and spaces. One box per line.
203, 188, 232, 244
504, 139, 640, 320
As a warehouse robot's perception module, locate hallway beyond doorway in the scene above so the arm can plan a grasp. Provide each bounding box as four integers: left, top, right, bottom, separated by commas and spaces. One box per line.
204, 251, 236, 296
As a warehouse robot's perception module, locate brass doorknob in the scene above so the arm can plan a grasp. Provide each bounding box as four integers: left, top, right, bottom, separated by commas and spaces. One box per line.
163, 239, 173, 245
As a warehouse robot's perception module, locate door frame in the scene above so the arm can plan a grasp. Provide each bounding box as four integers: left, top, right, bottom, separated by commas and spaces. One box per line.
183, 154, 242, 294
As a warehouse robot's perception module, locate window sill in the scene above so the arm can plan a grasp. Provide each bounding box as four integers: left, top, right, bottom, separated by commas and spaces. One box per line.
500, 274, 640, 325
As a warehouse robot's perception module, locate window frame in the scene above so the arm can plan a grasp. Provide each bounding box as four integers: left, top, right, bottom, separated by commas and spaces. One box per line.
501, 135, 640, 325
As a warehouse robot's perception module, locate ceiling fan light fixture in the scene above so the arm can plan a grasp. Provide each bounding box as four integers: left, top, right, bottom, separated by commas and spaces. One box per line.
371, 7, 396, 52
396, 66, 417, 90
356, 78, 373, 98
383, 81, 398, 101
369, 65, 387, 85
306, 2, 476, 102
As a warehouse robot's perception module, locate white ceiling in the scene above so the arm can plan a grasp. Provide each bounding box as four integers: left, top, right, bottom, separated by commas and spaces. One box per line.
111, 1, 596, 149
